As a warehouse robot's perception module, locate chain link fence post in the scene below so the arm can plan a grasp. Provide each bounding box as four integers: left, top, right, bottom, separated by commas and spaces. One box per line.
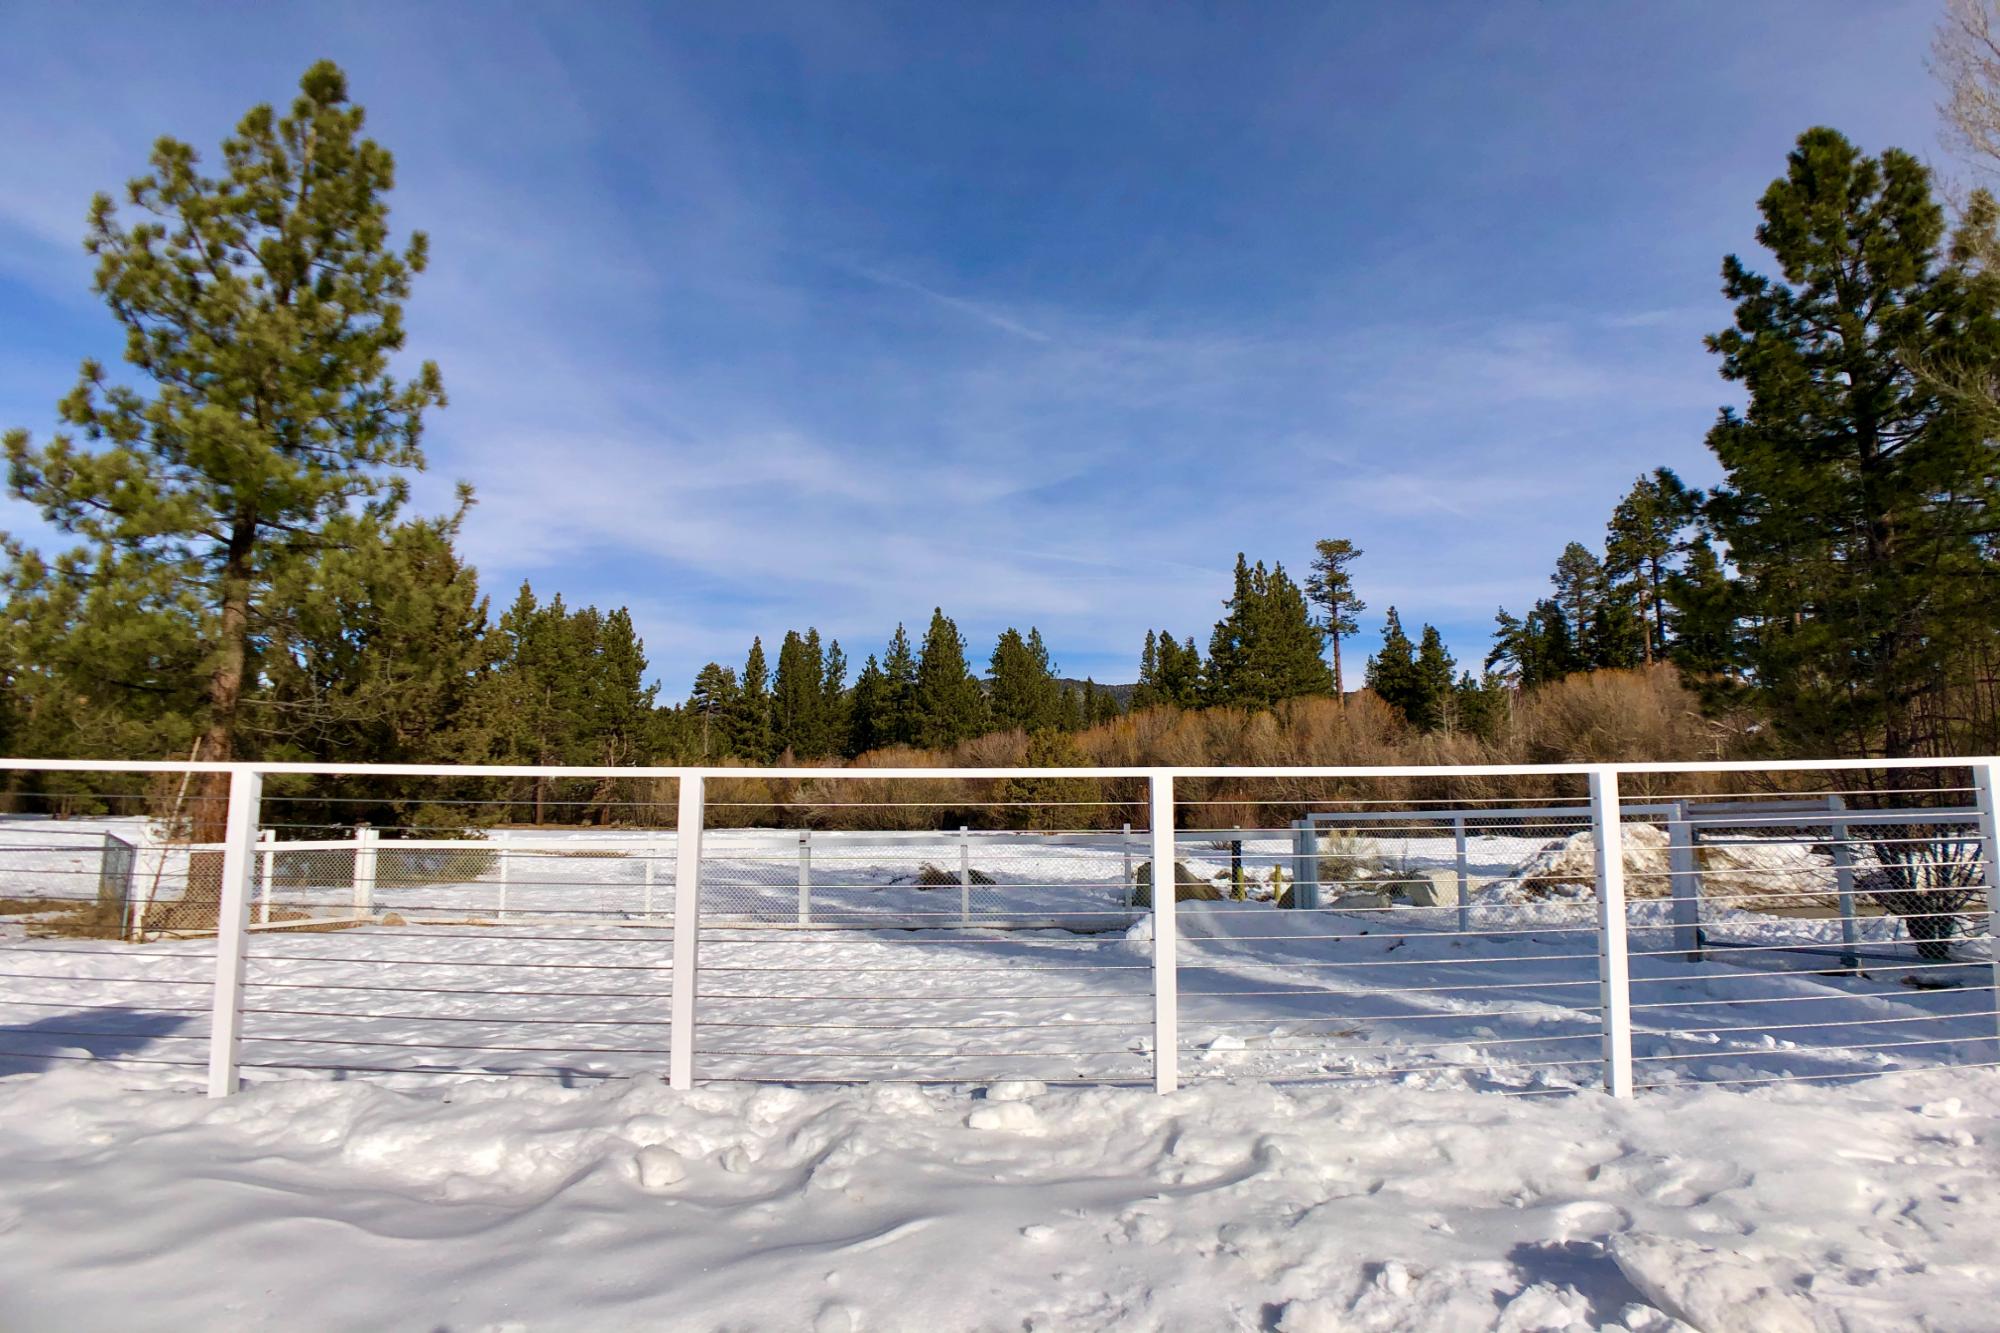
1828, 793, 1860, 972
351, 824, 377, 921
1668, 799, 1702, 962
797, 829, 811, 926
257, 828, 276, 927
495, 829, 510, 920
1453, 814, 1471, 935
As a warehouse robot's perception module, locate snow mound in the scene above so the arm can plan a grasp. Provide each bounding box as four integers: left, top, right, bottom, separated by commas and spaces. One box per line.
1609, 1233, 1814, 1333
2, 1067, 1996, 1330
1479, 826, 1836, 909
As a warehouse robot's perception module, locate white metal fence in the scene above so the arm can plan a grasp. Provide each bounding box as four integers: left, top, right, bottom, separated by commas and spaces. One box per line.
0, 756, 1994, 1100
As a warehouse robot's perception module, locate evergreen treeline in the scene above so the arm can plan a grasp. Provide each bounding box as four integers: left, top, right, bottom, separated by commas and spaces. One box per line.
680, 611, 1123, 764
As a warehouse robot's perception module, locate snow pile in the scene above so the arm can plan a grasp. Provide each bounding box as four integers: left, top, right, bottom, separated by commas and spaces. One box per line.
1479, 826, 1838, 910
0, 1066, 1995, 1330
1493, 823, 1677, 900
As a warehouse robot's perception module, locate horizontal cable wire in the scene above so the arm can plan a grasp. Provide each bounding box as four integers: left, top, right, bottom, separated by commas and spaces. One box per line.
1635, 1009, 2000, 1038
1635, 1034, 1992, 1063
1635, 1060, 2000, 1091
240, 1006, 671, 1027
0, 998, 210, 1014
1179, 1005, 1602, 1024
241, 1060, 632, 1080
1628, 959, 1992, 985
239, 977, 673, 998
1627, 988, 1995, 1013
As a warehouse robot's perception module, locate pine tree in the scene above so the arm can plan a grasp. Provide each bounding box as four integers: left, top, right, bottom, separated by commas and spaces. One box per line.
1487, 598, 1580, 688
819, 637, 849, 757
1453, 670, 1509, 741
688, 663, 738, 759
1305, 538, 1366, 697
1250, 562, 1334, 702
879, 624, 919, 746
1365, 607, 1420, 721
0, 539, 208, 767
1585, 593, 1646, 671
1157, 633, 1205, 708
988, 626, 1062, 732
845, 654, 886, 756
734, 637, 774, 763
1604, 470, 1697, 664
1206, 555, 1256, 702
3, 62, 445, 830
771, 629, 825, 759
1001, 728, 1096, 831
1410, 625, 1457, 731
913, 608, 987, 748
1057, 682, 1084, 732
583, 608, 657, 766
1132, 630, 1161, 710
1550, 543, 1604, 649
1703, 127, 2000, 758
1086, 677, 1122, 726
1663, 536, 1741, 679
1207, 555, 1330, 707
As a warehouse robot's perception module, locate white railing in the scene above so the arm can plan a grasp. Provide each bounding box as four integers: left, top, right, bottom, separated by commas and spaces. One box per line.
0, 756, 1993, 1101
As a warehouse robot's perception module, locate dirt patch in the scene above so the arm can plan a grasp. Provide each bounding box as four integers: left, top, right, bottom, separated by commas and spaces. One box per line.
0, 897, 125, 939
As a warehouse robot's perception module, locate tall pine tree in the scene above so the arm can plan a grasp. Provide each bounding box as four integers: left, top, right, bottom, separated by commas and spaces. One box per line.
913, 608, 987, 748
4, 62, 446, 829
1704, 127, 2000, 758
1305, 538, 1366, 698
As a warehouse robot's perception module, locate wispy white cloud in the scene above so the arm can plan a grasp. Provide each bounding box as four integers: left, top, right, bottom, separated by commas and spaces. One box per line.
844, 264, 1054, 344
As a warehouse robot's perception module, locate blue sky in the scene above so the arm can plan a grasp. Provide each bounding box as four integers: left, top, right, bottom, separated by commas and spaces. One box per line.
0, 2, 1948, 697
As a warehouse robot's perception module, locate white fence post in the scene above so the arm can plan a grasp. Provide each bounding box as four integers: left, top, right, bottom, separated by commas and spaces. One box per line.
1828, 793, 1860, 972
1588, 767, 1634, 1099
351, 824, 378, 921
495, 829, 510, 920
670, 775, 705, 1091
1668, 799, 1702, 962
797, 829, 812, 927
1974, 764, 2000, 1046
1452, 814, 1470, 935
959, 825, 972, 927
1121, 822, 1133, 901
207, 768, 262, 1099
1150, 774, 1179, 1095
257, 828, 276, 927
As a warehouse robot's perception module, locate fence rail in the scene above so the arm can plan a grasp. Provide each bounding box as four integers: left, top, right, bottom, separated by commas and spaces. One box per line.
0, 757, 1994, 1100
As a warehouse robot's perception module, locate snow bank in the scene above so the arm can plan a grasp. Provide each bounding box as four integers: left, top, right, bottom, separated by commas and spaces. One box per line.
0, 1066, 1994, 1331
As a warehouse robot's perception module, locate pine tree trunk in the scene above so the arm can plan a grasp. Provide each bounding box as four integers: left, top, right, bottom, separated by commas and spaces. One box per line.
192, 518, 257, 843
1331, 633, 1344, 700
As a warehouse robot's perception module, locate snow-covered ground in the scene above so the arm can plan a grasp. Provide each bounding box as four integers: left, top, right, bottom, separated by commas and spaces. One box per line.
0, 1064, 1995, 1330
2, 814, 1997, 1328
